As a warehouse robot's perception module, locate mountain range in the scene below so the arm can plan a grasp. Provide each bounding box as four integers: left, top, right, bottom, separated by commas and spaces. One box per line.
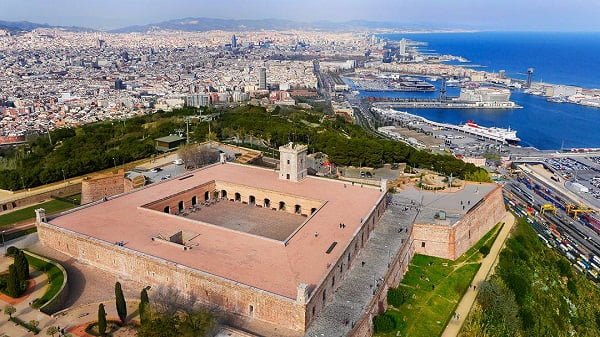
0, 17, 467, 34
109, 17, 452, 33
0, 20, 95, 33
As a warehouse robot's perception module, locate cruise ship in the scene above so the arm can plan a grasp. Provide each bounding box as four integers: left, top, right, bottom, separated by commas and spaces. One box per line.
459, 120, 520, 144
373, 107, 521, 146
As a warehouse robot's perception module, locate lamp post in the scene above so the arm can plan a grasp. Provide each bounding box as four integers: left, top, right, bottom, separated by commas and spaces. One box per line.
62, 168, 66, 185
112, 157, 117, 168
1, 230, 5, 253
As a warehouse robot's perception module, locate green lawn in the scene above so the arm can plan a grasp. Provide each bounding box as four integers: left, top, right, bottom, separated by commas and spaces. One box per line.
375, 224, 502, 337
24, 252, 65, 308
0, 193, 81, 227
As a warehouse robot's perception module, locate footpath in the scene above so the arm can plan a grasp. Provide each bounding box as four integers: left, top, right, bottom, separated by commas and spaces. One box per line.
440, 212, 516, 337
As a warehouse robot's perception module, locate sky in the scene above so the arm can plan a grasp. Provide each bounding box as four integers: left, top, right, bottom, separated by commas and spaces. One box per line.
1, 0, 599, 31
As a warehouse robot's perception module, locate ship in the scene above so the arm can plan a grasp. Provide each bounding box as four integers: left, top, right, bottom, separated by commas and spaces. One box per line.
460, 120, 520, 144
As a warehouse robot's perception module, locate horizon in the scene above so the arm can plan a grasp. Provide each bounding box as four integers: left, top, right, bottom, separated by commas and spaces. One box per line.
1, 0, 599, 31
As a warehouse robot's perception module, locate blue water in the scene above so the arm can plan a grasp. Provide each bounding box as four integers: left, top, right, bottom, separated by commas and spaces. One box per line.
366, 32, 600, 150
381, 32, 600, 88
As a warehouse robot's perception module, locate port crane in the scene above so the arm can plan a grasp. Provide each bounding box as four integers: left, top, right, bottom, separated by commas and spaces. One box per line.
566, 204, 595, 219
540, 203, 557, 215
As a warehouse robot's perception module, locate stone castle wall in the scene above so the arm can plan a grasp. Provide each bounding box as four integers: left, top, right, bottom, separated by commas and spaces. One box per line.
81, 171, 125, 205
304, 193, 387, 328
348, 228, 415, 337
144, 180, 324, 217
0, 183, 81, 214
36, 222, 307, 332
412, 185, 505, 260
452, 185, 505, 259
37, 183, 388, 335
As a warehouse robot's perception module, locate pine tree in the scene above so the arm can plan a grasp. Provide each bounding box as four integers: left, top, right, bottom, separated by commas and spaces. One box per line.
139, 288, 150, 325
6, 264, 22, 298
98, 303, 107, 336
115, 282, 127, 323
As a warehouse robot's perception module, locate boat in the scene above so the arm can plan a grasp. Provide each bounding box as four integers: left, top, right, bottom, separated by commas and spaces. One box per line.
460, 120, 520, 144
547, 96, 568, 103
445, 79, 461, 87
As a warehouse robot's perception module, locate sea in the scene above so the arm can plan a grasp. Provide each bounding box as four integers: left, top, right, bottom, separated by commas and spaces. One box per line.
363, 32, 600, 150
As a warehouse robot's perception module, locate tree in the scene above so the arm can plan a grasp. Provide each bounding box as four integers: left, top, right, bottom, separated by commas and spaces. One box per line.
140, 288, 150, 325
6, 264, 22, 298
29, 320, 39, 329
179, 311, 214, 337
98, 303, 107, 336
115, 282, 127, 323
137, 311, 180, 337
4, 305, 16, 319
15, 250, 30, 281
46, 326, 59, 337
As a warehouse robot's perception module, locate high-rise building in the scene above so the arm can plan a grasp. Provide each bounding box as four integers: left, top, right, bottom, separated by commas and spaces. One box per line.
399, 38, 407, 56
185, 94, 210, 107
231, 34, 237, 48
259, 67, 267, 90
114, 79, 124, 90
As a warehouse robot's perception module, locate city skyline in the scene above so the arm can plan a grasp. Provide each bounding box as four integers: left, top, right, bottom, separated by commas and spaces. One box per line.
1, 0, 599, 31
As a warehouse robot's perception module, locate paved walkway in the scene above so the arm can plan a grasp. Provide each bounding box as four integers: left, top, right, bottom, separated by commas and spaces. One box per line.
0, 253, 50, 337
440, 212, 516, 337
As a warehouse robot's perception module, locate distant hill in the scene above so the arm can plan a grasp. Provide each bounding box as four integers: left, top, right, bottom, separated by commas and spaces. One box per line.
0, 20, 50, 31
0, 20, 95, 33
0, 18, 469, 34
109, 17, 453, 33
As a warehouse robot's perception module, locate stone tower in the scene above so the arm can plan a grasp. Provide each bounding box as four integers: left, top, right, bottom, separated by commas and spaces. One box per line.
279, 142, 307, 182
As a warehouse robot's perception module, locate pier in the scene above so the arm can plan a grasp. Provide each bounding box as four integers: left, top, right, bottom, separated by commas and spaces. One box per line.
369, 99, 520, 109
374, 108, 518, 144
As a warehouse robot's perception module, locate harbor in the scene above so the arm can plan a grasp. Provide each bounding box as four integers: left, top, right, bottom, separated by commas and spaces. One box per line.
344, 75, 435, 92
374, 107, 520, 145
368, 83, 520, 109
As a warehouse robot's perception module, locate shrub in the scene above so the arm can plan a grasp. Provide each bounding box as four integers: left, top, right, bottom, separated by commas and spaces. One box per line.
85, 320, 122, 336
387, 288, 407, 308
9, 317, 41, 334
555, 258, 572, 277
6, 246, 19, 256
373, 313, 396, 333
479, 245, 491, 256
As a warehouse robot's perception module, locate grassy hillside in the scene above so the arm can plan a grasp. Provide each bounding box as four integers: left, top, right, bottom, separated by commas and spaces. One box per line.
460, 218, 600, 337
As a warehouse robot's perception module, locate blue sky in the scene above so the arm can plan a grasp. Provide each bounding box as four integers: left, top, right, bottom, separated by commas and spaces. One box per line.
1, 0, 599, 31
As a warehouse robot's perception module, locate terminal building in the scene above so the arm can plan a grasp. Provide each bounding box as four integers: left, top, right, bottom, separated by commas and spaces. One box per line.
457, 87, 516, 108
35, 143, 505, 336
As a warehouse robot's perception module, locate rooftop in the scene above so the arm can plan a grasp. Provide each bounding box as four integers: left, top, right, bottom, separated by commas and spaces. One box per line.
47, 162, 383, 299
155, 134, 186, 143
399, 183, 497, 226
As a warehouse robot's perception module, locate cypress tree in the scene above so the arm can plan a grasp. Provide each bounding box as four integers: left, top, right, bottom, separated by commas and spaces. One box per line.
139, 288, 149, 325
15, 250, 30, 281
6, 264, 21, 298
98, 303, 107, 336
115, 282, 127, 323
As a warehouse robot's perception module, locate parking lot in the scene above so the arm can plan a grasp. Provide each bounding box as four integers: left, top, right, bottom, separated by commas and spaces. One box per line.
543, 156, 600, 206
130, 161, 189, 184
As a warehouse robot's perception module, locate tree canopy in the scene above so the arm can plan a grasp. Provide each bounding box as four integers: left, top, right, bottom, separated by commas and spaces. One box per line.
0, 104, 490, 190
